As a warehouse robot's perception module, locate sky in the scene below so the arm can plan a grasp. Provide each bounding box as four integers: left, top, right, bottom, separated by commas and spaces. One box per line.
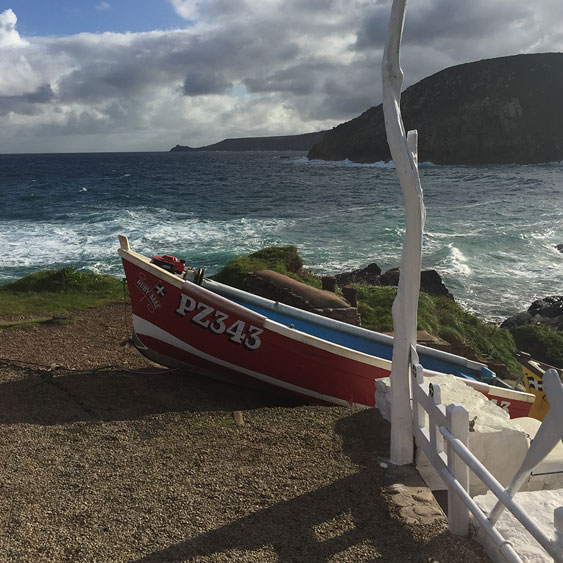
1, 0, 562, 153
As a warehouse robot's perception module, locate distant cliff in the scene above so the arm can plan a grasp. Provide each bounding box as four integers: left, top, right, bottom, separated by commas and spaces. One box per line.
308, 53, 563, 165
171, 131, 327, 153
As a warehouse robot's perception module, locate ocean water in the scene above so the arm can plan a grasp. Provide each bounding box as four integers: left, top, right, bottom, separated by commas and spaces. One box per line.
1, 151, 562, 323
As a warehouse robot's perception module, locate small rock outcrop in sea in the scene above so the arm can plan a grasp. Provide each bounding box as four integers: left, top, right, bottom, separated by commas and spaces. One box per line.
556, 243, 563, 253
334, 263, 454, 300
308, 53, 563, 165
501, 295, 563, 330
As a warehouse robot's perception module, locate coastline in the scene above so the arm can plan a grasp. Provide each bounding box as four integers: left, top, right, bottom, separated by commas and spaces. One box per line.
0, 302, 488, 562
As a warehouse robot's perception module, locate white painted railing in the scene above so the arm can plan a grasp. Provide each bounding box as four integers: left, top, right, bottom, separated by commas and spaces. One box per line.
412, 350, 563, 562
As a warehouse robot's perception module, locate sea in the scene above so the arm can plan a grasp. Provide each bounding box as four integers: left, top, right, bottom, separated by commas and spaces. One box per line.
1, 151, 562, 324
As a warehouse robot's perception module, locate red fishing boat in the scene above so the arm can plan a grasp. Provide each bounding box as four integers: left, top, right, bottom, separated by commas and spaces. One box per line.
118, 235, 535, 417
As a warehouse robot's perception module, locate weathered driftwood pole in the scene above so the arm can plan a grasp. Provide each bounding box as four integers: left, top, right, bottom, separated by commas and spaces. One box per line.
382, 0, 426, 465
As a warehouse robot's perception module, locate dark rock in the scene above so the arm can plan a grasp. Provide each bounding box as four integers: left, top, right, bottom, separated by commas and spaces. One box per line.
379, 268, 454, 300
309, 53, 563, 165
501, 295, 563, 330
528, 295, 563, 318
556, 243, 563, 253
334, 262, 382, 286
420, 270, 455, 300
500, 312, 534, 330
380, 268, 401, 287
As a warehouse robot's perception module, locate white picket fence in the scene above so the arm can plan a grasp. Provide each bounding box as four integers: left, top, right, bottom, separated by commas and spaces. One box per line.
411, 349, 563, 562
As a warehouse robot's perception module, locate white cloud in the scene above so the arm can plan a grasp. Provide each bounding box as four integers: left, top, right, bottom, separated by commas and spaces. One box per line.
0, 8, 27, 47
168, 0, 200, 21
1, 2, 563, 153
96, 2, 111, 11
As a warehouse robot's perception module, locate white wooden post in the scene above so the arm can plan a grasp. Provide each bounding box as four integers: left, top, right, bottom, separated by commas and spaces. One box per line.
446, 404, 470, 535
382, 0, 426, 464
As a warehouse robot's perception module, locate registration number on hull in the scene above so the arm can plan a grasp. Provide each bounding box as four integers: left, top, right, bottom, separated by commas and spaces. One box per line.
175, 293, 263, 350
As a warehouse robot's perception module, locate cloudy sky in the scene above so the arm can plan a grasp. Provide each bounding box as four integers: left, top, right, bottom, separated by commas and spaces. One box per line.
1, 0, 562, 153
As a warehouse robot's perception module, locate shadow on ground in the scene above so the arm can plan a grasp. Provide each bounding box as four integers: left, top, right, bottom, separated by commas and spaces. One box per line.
0, 364, 302, 425
133, 409, 394, 562
132, 409, 484, 563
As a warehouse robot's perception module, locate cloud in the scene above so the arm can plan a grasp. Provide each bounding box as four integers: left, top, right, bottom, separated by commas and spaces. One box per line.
168, 0, 200, 21
96, 2, 111, 11
182, 71, 232, 95
0, 8, 26, 47
1, 2, 563, 153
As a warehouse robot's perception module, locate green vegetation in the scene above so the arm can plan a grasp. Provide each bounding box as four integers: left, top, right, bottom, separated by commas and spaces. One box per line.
355, 285, 395, 331
356, 285, 521, 375
510, 325, 563, 368
213, 246, 307, 288
0, 267, 126, 316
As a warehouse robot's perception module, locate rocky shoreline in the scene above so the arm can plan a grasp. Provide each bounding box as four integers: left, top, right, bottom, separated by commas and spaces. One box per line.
502, 295, 563, 331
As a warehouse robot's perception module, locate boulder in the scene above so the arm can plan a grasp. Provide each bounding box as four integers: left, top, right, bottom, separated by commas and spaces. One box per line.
556, 243, 563, 253
500, 311, 536, 330
334, 262, 382, 286
501, 295, 563, 330
380, 267, 454, 299
245, 270, 360, 325
528, 295, 563, 318
379, 267, 400, 287
421, 270, 455, 300
334, 264, 453, 299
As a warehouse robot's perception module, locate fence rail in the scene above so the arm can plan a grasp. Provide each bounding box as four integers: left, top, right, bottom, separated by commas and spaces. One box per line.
411, 352, 563, 562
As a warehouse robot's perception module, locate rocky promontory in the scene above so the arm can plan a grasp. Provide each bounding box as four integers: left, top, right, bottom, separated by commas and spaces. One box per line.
308, 53, 563, 165
501, 296, 563, 331
171, 131, 326, 152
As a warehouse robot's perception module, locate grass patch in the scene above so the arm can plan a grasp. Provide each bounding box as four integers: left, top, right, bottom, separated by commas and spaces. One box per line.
353, 285, 520, 375
0, 268, 127, 316
510, 325, 563, 369
355, 286, 396, 331
213, 246, 306, 288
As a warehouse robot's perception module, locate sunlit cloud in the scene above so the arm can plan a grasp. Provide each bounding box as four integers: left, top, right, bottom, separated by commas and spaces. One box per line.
0, 8, 27, 48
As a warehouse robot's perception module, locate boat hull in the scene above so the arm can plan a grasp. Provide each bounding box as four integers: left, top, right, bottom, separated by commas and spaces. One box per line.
121, 256, 387, 407
119, 238, 535, 416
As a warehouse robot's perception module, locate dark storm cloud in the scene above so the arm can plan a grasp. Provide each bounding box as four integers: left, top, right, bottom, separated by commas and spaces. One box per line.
182, 71, 232, 95
355, 0, 536, 50
0, 84, 54, 116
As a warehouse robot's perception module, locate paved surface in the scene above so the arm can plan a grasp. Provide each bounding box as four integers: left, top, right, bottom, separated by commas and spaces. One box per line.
384, 464, 448, 527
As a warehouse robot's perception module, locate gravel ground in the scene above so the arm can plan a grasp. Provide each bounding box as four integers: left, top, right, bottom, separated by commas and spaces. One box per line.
0, 303, 489, 562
